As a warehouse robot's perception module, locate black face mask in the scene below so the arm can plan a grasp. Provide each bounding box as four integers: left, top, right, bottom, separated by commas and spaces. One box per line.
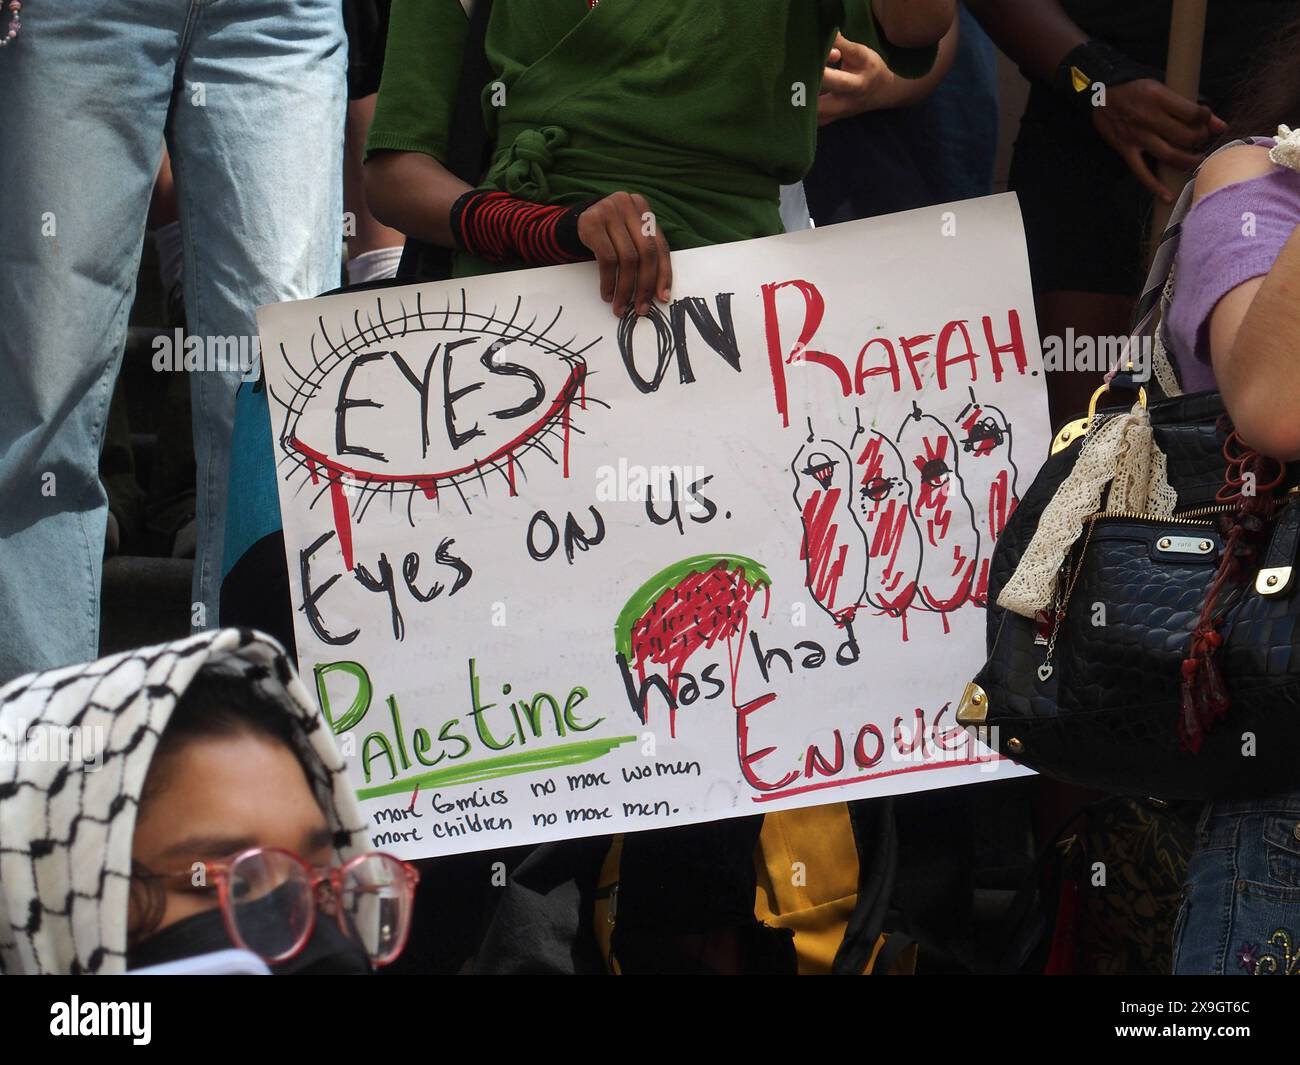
127, 904, 373, 975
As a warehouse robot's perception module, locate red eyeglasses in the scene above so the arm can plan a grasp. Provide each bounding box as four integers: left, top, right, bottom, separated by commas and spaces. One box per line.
172, 847, 420, 967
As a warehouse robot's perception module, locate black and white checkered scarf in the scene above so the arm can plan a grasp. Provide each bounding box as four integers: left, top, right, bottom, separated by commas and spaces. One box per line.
0, 628, 366, 974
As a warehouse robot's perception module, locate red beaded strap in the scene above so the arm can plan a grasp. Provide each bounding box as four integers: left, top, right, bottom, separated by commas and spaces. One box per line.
1179, 418, 1286, 751
0, 0, 22, 46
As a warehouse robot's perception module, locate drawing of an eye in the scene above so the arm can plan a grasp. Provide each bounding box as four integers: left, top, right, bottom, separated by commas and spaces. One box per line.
801, 452, 838, 488
919, 458, 950, 487
267, 290, 607, 569
860, 475, 894, 502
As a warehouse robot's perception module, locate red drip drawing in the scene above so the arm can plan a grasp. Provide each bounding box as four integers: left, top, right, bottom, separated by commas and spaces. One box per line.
327, 474, 354, 572
562, 400, 571, 479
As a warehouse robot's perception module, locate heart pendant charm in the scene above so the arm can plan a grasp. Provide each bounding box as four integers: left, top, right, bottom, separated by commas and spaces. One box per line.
1036, 663, 1054, 682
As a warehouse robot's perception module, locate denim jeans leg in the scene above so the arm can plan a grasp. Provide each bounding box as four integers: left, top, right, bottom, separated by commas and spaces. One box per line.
1173, 801, 1237, 974
0, 2, 182, 681
168, 0, 346, 633
1175, 793, 1300, 975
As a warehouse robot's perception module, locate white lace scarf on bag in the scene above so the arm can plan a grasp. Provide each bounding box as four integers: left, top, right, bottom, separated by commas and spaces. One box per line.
997, 404, 1179, 618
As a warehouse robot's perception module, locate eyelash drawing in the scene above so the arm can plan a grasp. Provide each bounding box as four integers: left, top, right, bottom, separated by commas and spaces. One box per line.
265, 291, 608, 571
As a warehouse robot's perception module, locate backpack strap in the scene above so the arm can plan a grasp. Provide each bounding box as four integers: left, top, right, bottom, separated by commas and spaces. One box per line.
831, 798, 899, 974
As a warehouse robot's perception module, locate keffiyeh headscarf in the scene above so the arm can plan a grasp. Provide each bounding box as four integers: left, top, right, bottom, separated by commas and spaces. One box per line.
0, 628, 366, 975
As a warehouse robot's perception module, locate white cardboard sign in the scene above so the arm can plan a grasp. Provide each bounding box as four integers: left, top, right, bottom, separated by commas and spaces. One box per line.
256, 194, 1048, 859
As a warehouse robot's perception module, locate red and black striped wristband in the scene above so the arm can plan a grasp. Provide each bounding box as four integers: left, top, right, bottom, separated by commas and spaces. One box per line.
449, 189, 593, 266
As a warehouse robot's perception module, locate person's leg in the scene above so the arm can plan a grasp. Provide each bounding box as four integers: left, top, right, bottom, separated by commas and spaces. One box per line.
0, 1, 180, 681
1173, 795, 1300, 975
168, 0, 346, 631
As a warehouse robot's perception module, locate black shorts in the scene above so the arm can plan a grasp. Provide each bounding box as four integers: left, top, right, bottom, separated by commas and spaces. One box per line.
343, 0, 392, 100
1008, 83, 1153, 297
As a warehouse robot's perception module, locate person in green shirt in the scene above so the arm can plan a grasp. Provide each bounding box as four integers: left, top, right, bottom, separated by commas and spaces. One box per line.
360, 0, 952, 975
366, 0, 949, 310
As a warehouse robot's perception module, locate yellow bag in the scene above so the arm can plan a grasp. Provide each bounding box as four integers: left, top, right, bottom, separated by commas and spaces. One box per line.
594, 803, 915, 975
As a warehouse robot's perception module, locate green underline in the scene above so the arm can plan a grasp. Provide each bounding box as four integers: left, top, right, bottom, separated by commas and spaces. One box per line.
355, 735, 639, 801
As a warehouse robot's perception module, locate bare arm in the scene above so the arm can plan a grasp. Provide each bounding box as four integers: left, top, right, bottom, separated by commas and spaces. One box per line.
963, 0, 1084, 81
879, 14, 959, 107
872, 0, 956, 48
819, 18, 959, 125
364, 150, 471, 247
1193, 148, 1300, 460
968, 0, 1225, 201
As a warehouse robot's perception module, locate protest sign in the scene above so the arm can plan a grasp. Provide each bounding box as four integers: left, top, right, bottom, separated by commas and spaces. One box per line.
256, 194, 1049, 858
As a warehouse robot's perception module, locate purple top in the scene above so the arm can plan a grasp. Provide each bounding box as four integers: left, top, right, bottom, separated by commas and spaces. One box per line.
1166, 142, 1300, 391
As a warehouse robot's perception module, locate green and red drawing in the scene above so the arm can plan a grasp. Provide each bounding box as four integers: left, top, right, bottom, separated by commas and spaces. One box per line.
614, 553, 771, 737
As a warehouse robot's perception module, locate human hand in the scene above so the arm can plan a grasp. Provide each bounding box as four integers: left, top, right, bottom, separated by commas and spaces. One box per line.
818, 34, 890, 126
576, 191, 672, 316
1090, 79, 1228, 202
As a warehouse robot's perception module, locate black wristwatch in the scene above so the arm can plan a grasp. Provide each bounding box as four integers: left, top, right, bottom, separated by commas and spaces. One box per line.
1053, 39, 1162, 111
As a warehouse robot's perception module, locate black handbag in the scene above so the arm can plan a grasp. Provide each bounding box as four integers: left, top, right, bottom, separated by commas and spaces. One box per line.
955, 141, 1300, 801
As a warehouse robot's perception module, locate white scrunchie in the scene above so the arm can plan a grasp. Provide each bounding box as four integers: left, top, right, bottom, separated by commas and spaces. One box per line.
1269, 125, 1300, 172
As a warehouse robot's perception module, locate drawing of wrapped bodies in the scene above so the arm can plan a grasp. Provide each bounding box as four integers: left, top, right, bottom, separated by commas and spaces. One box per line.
952, 390, 1019, 606
792, 438, 870, 626
794, 396, 1001, 635
854, 428, 923, 617
895, 401, 980, 619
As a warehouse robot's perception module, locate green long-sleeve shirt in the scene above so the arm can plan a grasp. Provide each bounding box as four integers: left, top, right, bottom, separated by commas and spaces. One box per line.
368, 0, 937, 270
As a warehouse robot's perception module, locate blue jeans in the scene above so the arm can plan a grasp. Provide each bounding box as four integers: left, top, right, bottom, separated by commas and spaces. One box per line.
1174, 794, 1300, 975
0, 0, 344, 682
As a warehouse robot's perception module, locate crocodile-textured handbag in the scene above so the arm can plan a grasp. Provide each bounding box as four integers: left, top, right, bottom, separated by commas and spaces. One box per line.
956, 140, 1300, 800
